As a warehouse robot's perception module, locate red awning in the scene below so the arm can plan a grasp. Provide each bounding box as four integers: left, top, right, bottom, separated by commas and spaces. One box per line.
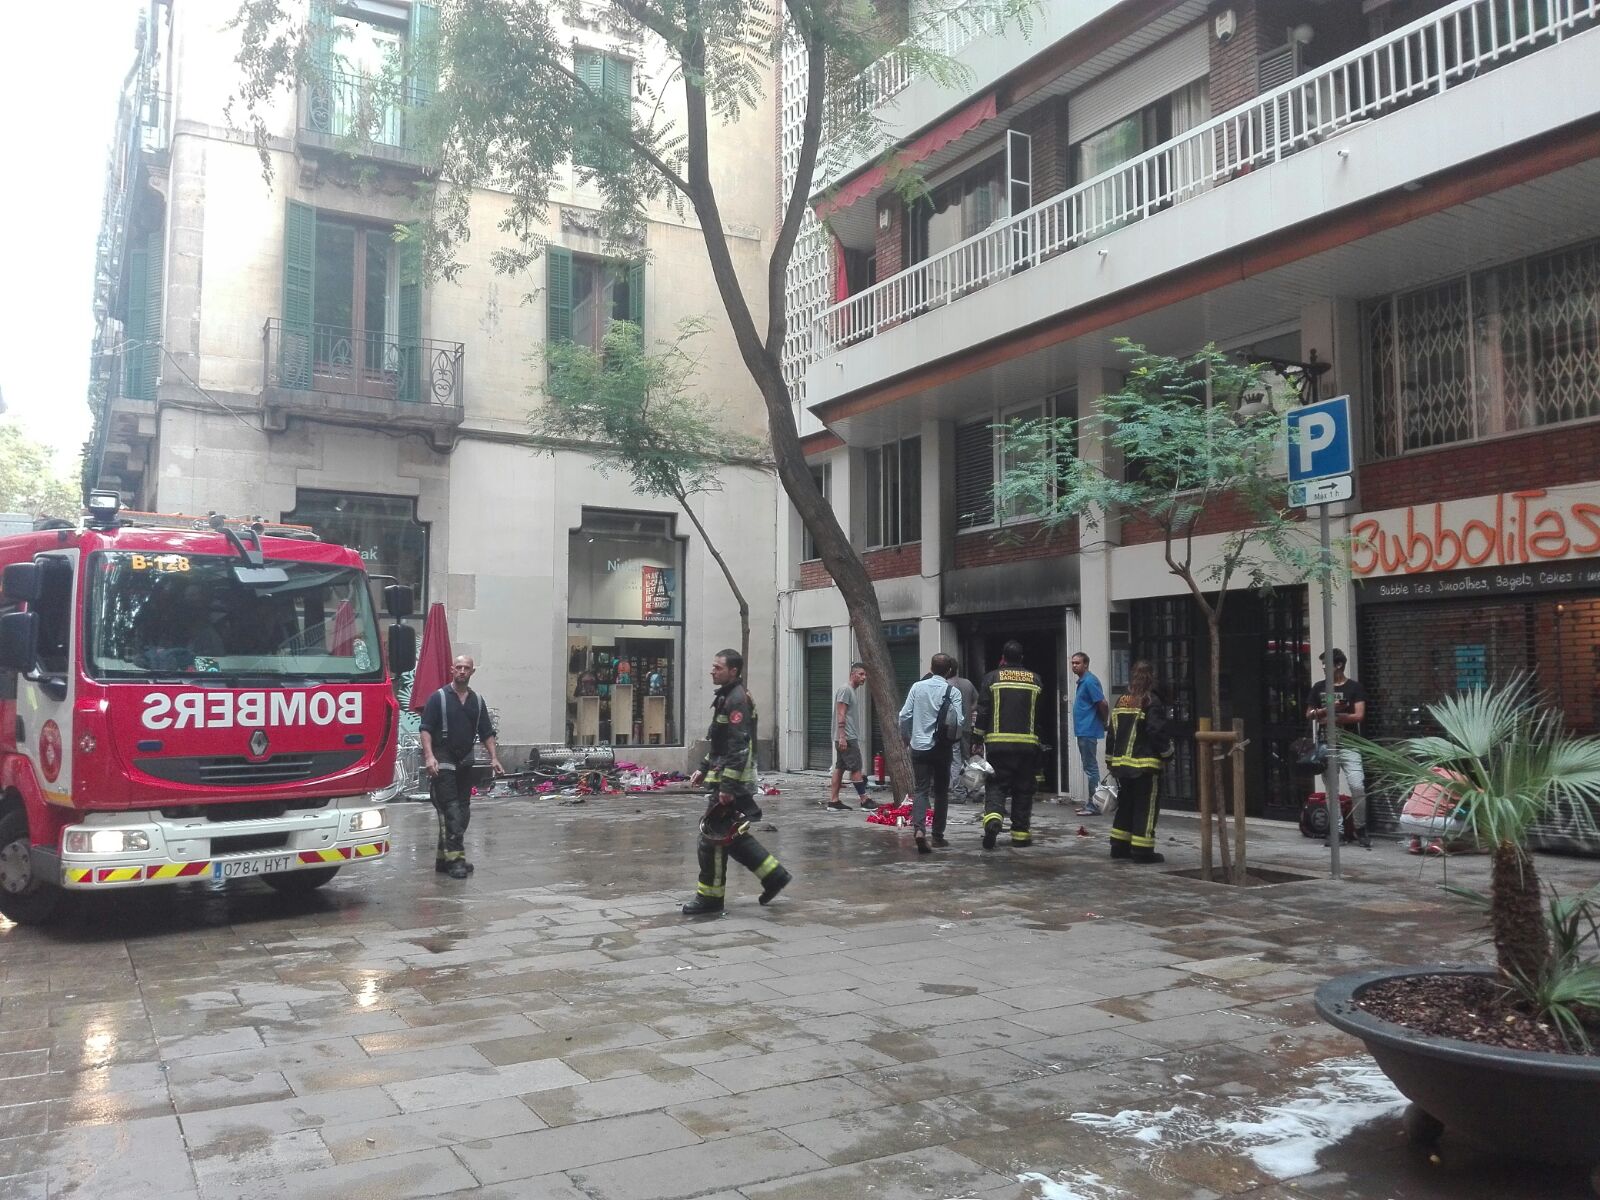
815, 93, 999, 219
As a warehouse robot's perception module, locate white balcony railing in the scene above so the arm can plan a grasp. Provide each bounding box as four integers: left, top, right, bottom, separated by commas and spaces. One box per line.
823, 0, 999, 137
814, 0, 1598, 360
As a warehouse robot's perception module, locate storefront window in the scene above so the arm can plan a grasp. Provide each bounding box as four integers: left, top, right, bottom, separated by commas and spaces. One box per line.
567, 510, 685, 746
283, 491, 429, 605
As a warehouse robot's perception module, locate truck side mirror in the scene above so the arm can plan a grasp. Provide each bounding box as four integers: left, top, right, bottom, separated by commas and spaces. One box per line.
0, 611, 39, 674
383, 585, 415, 620
2, 563, 40, 604
388, 623, 417, 674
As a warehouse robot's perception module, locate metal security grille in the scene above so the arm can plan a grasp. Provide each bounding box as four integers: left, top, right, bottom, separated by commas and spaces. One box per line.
1362, 236, 1600, 459
1358, 594, 1600, 833
804, 642, 835, 770
1131, 598, 1198, 808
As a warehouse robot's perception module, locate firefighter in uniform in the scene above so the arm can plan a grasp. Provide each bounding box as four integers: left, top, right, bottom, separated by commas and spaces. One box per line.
973, 639, 1044, 849
1105, 658, 1174, 863
681, 648, 793, 916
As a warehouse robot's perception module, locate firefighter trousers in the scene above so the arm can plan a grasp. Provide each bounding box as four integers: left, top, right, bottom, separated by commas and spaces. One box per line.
431, 766, 472, 861
696, 830, 783, 900
984, 746, 1039, 845
1109, 772, 1160, 859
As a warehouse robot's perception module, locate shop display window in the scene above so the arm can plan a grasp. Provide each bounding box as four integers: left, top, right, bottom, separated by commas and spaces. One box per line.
567, 511, 685, 745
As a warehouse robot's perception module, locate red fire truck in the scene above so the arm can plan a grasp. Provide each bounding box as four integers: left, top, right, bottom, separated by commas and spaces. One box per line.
0, 492, 416, 924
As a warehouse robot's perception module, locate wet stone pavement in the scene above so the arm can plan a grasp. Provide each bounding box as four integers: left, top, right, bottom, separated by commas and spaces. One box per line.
2, 776, 1598, 1200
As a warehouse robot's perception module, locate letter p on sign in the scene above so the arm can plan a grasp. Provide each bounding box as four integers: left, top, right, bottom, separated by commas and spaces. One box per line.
1286, 395, 1352, 484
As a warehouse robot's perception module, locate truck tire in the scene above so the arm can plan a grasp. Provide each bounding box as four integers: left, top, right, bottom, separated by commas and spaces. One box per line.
0, 808, 61, 925
262, 866, 340, 894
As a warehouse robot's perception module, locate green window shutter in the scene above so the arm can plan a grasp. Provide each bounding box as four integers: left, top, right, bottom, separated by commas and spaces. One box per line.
405, 2, 438, 151
603, 54, 632, 117
281, 200, 316, 389
309, 0, 335, 72
627, 259, 645, 332
398, 237, 422, 402
547, 246, 573, 346
140, 228, 164, 402
124, 247, 148, 401
573, 50, 604, 169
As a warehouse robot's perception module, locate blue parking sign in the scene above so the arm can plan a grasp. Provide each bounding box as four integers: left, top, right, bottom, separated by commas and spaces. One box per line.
1285, 395, 1352, 483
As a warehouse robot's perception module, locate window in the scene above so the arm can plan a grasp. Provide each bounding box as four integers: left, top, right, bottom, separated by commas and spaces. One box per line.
954, 394, 1067, 530
864, 436, 921, 548
305, 1, 436, 151
283, 491, 430, 607
1363, 237, 1600, 460
802, 463, 831, 561
905, 153, 1006, 267
33, 557, 74, 677
547, 248, 644, 352
1069, 80, 1210, 237
280, 201, 423, 400
573, 49, 633, 172
568, 510, 684, 745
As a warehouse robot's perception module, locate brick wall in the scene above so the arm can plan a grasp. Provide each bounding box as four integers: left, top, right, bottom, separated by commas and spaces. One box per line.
799, 542, 921, 589
1013, 97, 1067, 204
1120, 492, 1269, 546
1208, 0, 1263, 114
1360, 424, 1600, 511
875, 196, 904, 280
953, 522, 1078, 569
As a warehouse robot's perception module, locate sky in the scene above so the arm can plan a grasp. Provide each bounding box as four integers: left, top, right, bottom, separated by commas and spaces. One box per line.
0, 0, 149, 474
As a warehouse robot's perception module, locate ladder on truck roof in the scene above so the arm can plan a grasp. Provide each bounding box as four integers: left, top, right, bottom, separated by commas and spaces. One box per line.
114, 509, 322, 541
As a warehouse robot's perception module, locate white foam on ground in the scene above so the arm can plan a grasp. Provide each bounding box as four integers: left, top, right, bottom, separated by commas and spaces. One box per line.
1064, 1056, 1405, 1181
1014, 1168, 1122, 1199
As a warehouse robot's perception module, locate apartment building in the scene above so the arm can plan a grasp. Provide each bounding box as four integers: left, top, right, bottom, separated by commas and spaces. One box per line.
87, 0, 779, 763
778, 0, 1600, 822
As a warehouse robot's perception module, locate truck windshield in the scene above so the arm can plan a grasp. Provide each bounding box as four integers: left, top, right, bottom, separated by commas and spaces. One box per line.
86, 552, 385, 681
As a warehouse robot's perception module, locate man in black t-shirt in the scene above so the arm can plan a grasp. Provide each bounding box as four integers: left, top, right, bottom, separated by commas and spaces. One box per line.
421, 655, 504, 878
1308, 648, 1369, 847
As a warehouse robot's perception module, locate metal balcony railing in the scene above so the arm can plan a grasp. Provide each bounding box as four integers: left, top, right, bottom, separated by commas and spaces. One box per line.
139, 91, 170, 154
823, 0, 996, 137
262, 320, 464, 412
302, 71, 424, 152
814, 0, 1599, 359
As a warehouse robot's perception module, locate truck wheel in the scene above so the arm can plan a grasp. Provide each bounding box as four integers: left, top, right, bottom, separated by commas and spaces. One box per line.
0, 808, 61, 925
262, 866, 340, 894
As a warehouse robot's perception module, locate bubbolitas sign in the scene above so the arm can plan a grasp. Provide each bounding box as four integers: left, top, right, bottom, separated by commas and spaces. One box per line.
1352, 483, 1600, 604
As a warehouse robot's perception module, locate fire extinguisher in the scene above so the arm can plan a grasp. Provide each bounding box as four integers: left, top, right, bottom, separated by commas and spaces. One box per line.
873, 752, 886, 784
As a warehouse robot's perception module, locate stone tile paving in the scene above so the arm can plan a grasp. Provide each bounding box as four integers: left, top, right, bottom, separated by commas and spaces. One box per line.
1, 775, 1596, 1199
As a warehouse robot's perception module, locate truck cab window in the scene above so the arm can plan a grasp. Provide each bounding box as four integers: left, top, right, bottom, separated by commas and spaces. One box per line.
34, 558, 74, 677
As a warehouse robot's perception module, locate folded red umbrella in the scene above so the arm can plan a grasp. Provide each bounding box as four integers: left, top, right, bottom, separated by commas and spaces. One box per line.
409, 602, 453, 712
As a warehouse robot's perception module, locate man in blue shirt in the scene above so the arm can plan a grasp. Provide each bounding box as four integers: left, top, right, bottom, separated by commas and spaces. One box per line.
898, 653, 964, 855
1070, 651, 1109, 815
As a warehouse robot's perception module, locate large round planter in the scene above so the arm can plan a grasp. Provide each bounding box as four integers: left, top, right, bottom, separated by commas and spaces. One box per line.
1315, 965, 1600, 1170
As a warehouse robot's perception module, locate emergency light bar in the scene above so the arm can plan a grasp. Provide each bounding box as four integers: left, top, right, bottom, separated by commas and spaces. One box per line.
110, 508, 321, 540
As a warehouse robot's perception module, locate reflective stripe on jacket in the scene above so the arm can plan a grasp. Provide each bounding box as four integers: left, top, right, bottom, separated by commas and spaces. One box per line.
974, 667, 1043, 748
700, 681, 759, 792
1106, 700, 1170, 776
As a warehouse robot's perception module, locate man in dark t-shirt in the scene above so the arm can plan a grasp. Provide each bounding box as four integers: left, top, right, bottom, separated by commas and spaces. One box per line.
1308, 647, 1369, 846
421, 655, 504, 878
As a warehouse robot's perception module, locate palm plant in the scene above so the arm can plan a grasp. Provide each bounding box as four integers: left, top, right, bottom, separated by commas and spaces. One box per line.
1349, 682, 1600, 1011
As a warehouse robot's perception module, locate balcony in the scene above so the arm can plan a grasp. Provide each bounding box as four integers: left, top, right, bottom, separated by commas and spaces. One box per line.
808, 0, 1600, 412
298, 72, 430, 166
261, 320, 464, 447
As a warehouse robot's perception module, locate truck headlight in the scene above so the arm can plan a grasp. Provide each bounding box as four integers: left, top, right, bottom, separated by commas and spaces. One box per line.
349, 809, 387, 833
64, 830, 151, 854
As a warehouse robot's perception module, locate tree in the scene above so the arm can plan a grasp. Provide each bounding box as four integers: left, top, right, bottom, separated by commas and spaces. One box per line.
0, 421, 81, 520
996, 339, 1338, 869
231, 0, 1034, 799
535, 317, 761, 668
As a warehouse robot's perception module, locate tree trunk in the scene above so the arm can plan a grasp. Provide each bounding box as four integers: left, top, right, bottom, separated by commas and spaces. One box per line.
1206, 613, 1233, 878
674, 490, 750, 674
1491, 841, 1550, 983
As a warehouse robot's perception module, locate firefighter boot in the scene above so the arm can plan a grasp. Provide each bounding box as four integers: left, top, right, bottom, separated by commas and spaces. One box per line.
981, 812, 1003, 851
759, 865, 792, 906
681, 893, 725, 917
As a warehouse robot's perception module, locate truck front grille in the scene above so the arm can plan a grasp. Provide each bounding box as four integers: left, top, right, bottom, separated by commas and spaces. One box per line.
136, 751, 363, 787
